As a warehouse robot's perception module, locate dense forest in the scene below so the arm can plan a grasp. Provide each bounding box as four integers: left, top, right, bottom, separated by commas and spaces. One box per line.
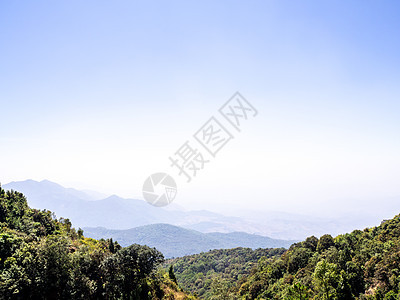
166, 247, 285, 299
0, 186, 194, 299
231, 215, 400, 300
170, 216, 400, 299
3, 184, 400, 299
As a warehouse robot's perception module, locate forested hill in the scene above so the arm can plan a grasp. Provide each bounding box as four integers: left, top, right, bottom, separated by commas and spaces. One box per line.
0, 186, 195, 299
169, 214, 400, 299
233, 214, 400, 299
166, 247, 285, 299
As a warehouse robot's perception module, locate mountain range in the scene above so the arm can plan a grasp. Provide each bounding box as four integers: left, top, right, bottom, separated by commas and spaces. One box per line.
83, 224, 294, 258
3, 179, 260, 233
3, 179, 393, 241
2, 180, 297, 256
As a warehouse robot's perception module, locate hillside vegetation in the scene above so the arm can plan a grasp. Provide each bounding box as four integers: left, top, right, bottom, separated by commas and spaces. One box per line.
167, 247, 285, 299
0, 185, 194, 300
230, 214, 400, 299
170, 214, 400, 299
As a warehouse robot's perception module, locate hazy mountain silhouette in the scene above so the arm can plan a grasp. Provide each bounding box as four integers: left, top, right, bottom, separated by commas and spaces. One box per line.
83, 223, 295, 258
4, 179, 391, 240
3, 180, 263, 234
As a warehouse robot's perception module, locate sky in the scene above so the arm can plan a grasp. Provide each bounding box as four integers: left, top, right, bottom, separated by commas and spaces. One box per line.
1, 1, 400, 218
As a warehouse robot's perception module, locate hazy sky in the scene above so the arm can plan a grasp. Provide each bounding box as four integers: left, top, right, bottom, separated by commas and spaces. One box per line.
1, 1, 400, 217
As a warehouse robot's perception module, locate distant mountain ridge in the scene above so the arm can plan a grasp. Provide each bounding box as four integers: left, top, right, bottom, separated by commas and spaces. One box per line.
3, 179, 390, 240
5, 179, 100, 201
83, 224, 295, 258
3, 179, 268, 235
3, 180, 296, 257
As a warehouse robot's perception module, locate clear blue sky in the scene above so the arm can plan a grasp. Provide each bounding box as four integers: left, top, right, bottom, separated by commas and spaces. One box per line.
1, 1, 400, 217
